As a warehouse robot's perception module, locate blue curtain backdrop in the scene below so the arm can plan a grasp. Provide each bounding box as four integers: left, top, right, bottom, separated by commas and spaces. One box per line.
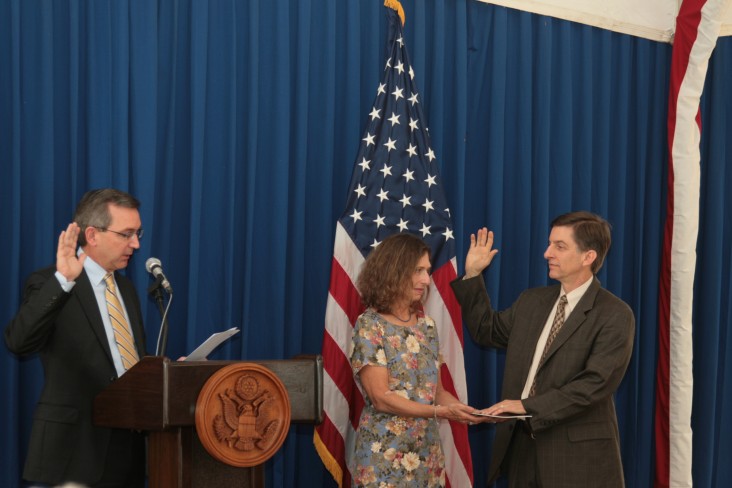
0, 1, 730, 487
696, 36, 732, 488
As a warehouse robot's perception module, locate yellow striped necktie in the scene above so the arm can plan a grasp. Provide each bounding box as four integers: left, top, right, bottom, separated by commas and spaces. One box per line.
104, 273, 140, 371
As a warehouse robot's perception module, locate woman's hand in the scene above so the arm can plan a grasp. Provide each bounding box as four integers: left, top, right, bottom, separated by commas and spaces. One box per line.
437, 402, 481, 424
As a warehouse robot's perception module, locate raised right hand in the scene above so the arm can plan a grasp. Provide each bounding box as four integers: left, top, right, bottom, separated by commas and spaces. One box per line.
56, 222, 87, 282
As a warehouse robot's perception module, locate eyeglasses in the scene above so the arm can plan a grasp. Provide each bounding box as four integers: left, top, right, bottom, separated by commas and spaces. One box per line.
95, 227, 144, 240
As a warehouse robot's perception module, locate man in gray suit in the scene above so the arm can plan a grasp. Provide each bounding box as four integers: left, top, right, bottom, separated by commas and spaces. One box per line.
451, 211, 634, 488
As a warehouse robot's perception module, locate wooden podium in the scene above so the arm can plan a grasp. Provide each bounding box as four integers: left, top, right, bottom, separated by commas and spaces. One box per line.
94, 355, 323, 488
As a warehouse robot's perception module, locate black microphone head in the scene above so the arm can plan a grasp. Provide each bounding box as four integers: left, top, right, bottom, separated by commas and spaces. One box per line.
146, 257, 162, 273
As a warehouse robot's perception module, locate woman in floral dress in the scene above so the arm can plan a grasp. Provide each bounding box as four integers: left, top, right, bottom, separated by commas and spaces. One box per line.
350, 233, 477, 487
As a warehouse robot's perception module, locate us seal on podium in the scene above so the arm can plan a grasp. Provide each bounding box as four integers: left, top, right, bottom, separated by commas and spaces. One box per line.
195, 362, 291, 467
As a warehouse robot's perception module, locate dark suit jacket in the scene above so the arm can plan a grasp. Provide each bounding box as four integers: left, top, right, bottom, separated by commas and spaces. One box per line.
451, 276, 634, 488
4, 266, 147, 486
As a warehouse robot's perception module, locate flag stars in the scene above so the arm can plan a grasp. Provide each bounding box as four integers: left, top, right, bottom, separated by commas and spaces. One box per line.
359, 157, 371, 171
328, 20, 466, 469
350, 209, 363, 222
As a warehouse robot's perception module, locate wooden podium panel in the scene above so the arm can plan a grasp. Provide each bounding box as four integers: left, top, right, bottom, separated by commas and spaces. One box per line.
94, 355, 323, 488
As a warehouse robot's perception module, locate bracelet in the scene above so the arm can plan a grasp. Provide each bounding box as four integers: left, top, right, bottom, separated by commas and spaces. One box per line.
433, 404, 438, 420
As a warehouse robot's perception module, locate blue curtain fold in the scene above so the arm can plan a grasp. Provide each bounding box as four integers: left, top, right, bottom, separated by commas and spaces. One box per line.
1, 1, 730, 487
696, 36, 732, 488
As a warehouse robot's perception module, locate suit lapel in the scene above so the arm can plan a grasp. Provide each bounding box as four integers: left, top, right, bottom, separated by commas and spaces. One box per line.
517, 286, 562, 384
539, 277, 601, 367
116, 273, 146, 357
74, 271, 117, 367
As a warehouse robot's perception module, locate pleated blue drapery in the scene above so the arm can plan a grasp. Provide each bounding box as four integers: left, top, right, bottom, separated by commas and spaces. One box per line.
1, 1, 730, 487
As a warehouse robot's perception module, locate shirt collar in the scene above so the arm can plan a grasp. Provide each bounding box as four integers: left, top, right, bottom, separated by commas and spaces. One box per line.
561, 275, 594, 311
79, 248, 108, 286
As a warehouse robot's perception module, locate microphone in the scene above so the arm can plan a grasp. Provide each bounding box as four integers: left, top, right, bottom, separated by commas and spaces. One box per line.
145, 257, 173, 294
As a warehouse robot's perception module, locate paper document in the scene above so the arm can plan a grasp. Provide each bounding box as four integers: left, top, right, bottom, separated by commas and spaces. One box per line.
471, 411, 532, 419
184, 327, 240, 361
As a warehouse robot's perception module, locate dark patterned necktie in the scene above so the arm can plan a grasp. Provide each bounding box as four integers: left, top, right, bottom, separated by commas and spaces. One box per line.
529, 295, 568, 397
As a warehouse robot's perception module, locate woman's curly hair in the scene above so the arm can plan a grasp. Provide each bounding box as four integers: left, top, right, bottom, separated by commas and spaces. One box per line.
357, 233, 430, 313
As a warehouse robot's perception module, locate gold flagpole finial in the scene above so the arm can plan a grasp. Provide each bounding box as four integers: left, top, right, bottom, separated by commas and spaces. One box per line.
384, 0, 405, 26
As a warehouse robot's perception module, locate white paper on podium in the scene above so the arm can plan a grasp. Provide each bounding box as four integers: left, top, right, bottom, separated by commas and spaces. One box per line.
184, 327, 240, 361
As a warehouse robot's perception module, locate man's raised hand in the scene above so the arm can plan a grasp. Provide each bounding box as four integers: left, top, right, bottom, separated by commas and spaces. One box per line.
56, 223, 86, 282
464, 227, 499, 278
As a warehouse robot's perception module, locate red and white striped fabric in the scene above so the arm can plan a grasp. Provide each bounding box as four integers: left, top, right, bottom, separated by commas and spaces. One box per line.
313, 6, 472, 484
655, 0, 730, 486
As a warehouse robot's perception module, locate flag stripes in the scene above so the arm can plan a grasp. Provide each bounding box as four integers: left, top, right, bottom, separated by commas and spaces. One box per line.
314, 4, 473, 485
655, 0, 729, 486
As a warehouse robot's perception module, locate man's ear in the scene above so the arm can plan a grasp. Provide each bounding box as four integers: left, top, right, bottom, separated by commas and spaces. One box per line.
583, 249, 597, 268
84, 226, 98, 246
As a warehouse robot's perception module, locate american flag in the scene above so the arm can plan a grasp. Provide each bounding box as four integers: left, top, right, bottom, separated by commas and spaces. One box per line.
313, 3, 473, 487
654, 0, 726, 486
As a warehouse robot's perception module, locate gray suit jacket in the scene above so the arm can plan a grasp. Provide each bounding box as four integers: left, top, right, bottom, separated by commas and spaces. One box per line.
451, 276, 634, 488
4, 266, 147, 486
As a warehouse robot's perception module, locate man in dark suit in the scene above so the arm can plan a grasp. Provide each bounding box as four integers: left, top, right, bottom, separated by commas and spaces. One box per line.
5, 188, 147, 487
451, 211, 634, 488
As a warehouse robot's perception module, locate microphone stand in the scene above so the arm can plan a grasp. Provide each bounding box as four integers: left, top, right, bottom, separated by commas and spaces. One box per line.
148, 275, 171, 357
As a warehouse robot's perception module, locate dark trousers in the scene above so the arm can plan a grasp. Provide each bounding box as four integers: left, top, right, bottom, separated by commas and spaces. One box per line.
23, 430, 145, 488
503, 421, 541, 488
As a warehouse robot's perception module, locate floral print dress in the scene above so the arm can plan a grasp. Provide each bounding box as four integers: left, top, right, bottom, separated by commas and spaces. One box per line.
350, 309, 445, 487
